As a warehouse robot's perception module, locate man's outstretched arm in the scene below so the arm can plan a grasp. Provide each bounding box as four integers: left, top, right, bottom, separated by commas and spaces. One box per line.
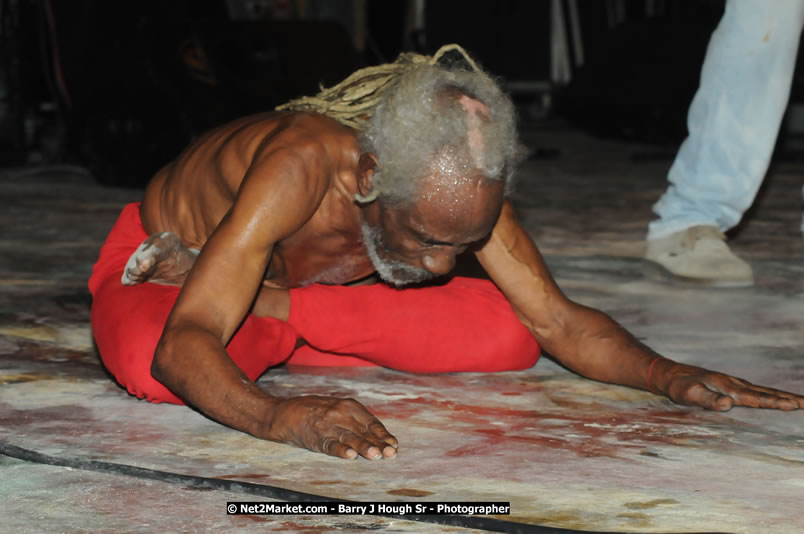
151, 136, 398, 459
476, 202, 802, 411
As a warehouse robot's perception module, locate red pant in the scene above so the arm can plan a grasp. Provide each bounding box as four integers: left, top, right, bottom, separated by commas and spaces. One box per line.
89, 203, 541, 404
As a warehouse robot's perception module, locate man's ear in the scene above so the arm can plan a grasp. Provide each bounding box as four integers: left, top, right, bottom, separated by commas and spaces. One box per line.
355, 153, 380, 204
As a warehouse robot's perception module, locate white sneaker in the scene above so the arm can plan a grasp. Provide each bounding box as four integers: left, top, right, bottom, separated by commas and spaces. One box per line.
645, 225, 754, 287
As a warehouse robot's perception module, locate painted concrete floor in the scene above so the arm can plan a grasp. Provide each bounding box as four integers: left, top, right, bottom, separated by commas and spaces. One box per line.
1, 121, 803, 533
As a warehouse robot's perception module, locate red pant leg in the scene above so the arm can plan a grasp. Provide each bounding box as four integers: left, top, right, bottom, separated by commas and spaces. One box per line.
89, 203, 298, 404
286, 345, 381, 367
286, 277, 541, 372
91, 274, 184, 403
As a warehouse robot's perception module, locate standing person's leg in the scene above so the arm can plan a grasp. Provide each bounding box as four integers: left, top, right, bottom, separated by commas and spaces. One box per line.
646, 0, 804, 285
285, 277, 541, 372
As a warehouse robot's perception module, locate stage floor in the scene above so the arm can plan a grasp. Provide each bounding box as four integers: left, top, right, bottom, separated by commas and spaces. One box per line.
2, 121, 803, 533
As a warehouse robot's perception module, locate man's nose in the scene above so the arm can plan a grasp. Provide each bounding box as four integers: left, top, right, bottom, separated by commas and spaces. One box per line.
422, 250, 456, 276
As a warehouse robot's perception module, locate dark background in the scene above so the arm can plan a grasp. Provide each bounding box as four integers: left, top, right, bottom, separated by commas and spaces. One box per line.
1, 0, 801, 186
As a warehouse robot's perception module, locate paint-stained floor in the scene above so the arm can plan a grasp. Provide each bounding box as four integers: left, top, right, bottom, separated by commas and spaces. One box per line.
1, 120, 803, 533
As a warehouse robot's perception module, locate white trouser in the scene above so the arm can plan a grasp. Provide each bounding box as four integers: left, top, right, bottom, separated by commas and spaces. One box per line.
647, 0, 804, 240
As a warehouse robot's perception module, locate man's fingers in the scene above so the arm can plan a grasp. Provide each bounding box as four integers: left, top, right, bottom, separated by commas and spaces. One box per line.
731, 387, 801, 411
335, 429, 388, 460
730, 379, 803, 400
367, 421, 399, 451
747, 385, 803, 407
319, 421, 398, 461
686, 383, 734, 411
354, 421, 398, 459
349, 421, 398, 459
671, 374, 804, 412
313, 432, 378, 461
711, 376, 802, 410
320, 437, 358, 460
340, 401, 398, 456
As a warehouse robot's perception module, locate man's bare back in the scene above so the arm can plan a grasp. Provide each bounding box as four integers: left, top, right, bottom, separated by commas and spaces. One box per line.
137, 112, 375, 289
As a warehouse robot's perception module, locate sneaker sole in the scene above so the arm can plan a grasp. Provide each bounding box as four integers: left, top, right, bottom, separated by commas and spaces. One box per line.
643, 261, 754, 288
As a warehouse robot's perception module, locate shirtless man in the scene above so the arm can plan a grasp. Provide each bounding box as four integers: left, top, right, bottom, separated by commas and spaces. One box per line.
89, 60, 803, 462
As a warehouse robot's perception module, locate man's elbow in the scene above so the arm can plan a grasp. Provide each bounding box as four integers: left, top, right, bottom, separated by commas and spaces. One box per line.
150, 336, 176, 385
150, 323, 216, 387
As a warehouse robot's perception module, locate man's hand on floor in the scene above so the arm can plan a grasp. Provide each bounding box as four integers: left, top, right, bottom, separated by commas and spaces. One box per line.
262, 395, 399, 459
659, 364, 803, 411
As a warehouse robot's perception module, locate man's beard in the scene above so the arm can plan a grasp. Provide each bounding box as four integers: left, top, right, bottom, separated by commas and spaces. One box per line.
360, 221, 435, 287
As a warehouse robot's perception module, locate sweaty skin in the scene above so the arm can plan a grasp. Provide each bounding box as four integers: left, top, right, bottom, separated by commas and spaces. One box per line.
136, 110, 804, 461
142, 112, 398, 461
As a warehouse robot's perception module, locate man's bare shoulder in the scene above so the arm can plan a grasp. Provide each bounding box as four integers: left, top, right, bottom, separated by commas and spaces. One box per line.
255, 113, 359, 162
141, 112, 359, 243
176, 112, 356, 167
237, 113, 360, 208
227, 113, 352, 195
